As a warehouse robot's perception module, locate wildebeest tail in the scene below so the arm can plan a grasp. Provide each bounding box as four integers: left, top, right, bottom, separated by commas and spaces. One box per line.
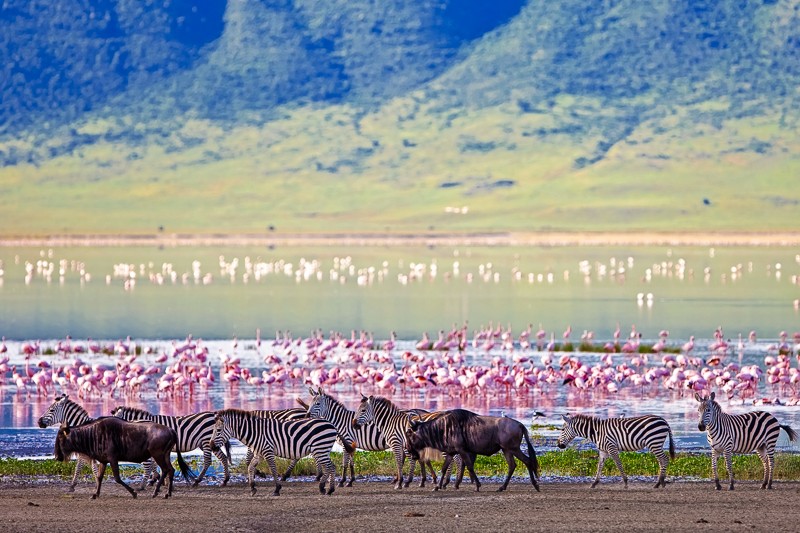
522, 424, 540, 477
781, 424, 798, 442
175, 450, 196, 483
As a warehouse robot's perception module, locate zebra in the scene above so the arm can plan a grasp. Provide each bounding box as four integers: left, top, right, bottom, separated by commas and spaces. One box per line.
37, 394, 101, 492
110, 405, 231, 487
209, 408, 338, 496
352, 394, 423, 489
557, 412, 675, 488
245, 407, 309, 481
695, 391, 798, 490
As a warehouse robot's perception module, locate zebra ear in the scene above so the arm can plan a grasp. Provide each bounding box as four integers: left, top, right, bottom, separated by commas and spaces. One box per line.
694, 392, 703, 402
360, 393, 367, 401
709, 391, 715, 401
561, 414, 569, 422
308, 387, 316, 396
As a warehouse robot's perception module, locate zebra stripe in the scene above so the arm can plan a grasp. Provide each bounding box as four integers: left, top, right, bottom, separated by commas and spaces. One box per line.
210, 408, 338, 496
37, 394, 100, 491
557, 412, 675, 488
110, 406, 230, 487
695, 391, 798, 490
244, 408, 309, 480
353, 394, 421, 490
307, 387, 387, 487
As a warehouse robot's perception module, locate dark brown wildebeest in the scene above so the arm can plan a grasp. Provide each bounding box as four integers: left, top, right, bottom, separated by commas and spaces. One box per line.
405, 408, 540, 492
54, 417, 193, 499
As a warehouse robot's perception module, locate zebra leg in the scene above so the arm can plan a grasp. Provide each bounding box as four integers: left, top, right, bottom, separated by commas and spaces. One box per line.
68, 456, 85, 492
92, 463, 107, 500
314, 452, 336, 495
454, 454, 466, 490
212, 447, 230, 486
591, 451, 608, 488
756, 447, 770, 489
390, 442, 406, 489
767, 452, 776, 489
338, 452, 350, 487
711, 449, 722, 490
653, 449, 669, 488
723, 450, 735, 490
264, 452, 282, 497
192, 446, 214, 486
403, 456, 417, 488
347, 451, 356, 487
109, 460, 137, 499
498, 449, 518, 491
246, 453, 261, 496
609, 450, 627, 488
139, 459, 156, 491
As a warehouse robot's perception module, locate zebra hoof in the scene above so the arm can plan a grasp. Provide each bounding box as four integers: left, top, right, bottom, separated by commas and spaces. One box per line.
66, 486, 76, 493
346, 481, 354, 488
327, 487, 335, 496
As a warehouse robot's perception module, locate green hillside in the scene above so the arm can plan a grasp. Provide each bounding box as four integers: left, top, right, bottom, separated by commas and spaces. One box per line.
1, 1, 798, 237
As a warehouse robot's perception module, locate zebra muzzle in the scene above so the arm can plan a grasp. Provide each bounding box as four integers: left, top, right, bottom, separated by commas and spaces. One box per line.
698, 423, 706, 431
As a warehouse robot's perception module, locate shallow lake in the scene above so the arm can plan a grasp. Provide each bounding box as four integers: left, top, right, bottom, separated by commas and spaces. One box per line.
0, 244, 799, 459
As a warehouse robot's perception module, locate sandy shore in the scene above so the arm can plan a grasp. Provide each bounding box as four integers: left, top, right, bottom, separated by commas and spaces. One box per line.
1, 478, 800, 532
1, 231, 800, 247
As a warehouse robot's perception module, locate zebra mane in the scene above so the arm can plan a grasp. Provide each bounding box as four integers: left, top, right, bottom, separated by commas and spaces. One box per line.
570, 414, 599, 422
317, 391, 350, 411
50, 396, 90, 418
371, 396, 402, 413
219, 408, 256, 418
116, 406, 155, 417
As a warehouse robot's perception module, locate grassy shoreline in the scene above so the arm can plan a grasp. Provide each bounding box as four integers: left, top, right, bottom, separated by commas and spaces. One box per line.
4, 450, 799, 482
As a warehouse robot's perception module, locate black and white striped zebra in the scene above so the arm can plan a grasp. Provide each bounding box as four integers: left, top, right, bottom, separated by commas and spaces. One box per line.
209, 408, 338, 496
557, 412, 675, 488
37, 394, 100, 492
352, 394, 421, 489
110, 406, 231, 487
245, 407, 309, 481
306, 387, 389, 487
695, 391, 798, 490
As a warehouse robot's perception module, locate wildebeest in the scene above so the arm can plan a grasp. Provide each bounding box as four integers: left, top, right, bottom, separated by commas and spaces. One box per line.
405, 409, 540, 492
54, 417, 194, 499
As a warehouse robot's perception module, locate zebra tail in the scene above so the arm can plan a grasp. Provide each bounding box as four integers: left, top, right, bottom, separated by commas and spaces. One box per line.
341, 436, 356, 455
781, 424, 798, 442
175, 450, 196, 483
522, 425, 540, 477
668, 428, 676, 459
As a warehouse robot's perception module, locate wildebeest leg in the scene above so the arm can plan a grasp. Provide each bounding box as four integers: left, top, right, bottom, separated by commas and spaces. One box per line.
92, 463, 107, 500
591, 451, 608, 488
461, 452, 481, 492
510, 448, 540, 492
151, 451, 175, 499
435, 454, 454, 491
109, 460, 137, 498
498, 449, 517, 491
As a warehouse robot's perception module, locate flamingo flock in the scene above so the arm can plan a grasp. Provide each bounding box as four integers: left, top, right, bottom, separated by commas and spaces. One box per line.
2, 327, 800, 407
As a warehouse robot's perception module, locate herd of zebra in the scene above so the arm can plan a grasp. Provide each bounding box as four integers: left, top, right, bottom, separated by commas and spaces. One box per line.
37, 388, 798, 497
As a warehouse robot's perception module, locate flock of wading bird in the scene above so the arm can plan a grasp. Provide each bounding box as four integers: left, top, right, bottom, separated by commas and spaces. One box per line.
38, 383, 798, 499
4, 325, 800, 404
